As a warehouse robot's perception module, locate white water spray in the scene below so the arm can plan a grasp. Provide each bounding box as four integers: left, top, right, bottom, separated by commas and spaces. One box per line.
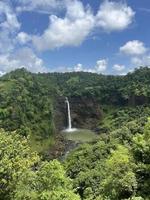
65, 97, 76, 132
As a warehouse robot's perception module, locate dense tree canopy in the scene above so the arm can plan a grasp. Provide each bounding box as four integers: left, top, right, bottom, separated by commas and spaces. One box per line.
0, 67, 150, 200
14, 160, 80, 200
1, 67, 150, 140
65, 111, 150, 200
0, 129, 80, 200
0, 129, 39, 199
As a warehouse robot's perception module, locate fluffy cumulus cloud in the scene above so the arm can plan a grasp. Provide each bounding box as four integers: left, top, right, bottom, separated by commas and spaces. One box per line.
73, 59, 108, 74
0, 1, 20, 53
32, 0, 95, 51
96, 0, 135, 32
0, 0, 136, 73
74, 63, 83, 72
0, 31, 15, 53
95, 59, 108, 73
113, 64, 125, 72
54, 58, 108, 74
131, 55, 150, 67
120, 40, 147, 55
73, 63, 96, 73
119, 40, 150, 69
0, 48, 47, 73
17, 32, 31, 44
31, 0, 135, 51
0, 1, 20, 31
0, 1, 46, 73
0, 0, 135, 54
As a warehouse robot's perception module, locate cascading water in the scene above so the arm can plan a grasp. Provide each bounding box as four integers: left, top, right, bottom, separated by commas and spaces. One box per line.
65, 97, 76, 132
66, 97, 72, 130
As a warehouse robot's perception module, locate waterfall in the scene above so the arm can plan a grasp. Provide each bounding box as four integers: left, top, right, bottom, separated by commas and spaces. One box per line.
65, 97, 72, 130
65, 97, 76, 132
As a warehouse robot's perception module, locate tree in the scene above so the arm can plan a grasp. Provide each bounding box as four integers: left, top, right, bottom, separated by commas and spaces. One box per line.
14, 160, 80, 200
0, 129, 39, 199
100, 145, 137, 200
132, 118, 150, 198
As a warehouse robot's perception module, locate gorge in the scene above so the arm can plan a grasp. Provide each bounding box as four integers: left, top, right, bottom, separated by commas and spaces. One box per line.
0, 67, 150, 200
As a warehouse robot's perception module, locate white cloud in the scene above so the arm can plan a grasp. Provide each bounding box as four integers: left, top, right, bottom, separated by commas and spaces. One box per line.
0, 2, 47, 73
119, 72, 127, 76
74, 63, 83, 72
120, 40, 147, 55
0, 30, 15, 53
96, 0, 135, 32
95, 59, 108, 73
33, 0, 95, 51
31, 0, 135, 51
131, 57, 142, 66
120, 40, 150, 69
74, 59, 108, 74
50, 59, 108, 74
113, 64, 125, 71
73, 63, 96, 73
0, 1, 20, 32
131, 55, 150, 66
0, 1, 20, 53
17, 32, 31, 44
0, 0, 137, 74
16, 0, 64, 13
0, 48, 47, 73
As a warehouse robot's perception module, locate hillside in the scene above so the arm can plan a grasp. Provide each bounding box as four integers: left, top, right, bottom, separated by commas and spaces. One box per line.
0, 67, 150, 199
0, 67, 150, 152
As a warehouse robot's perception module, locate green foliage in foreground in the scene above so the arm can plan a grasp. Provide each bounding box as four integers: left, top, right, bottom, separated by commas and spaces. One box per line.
65, 117, 150, 200
0, 129, 39, 199
0, 129, 80, 200
0, 67, 150, 200
1, 111, 149, 200
14, 160, 80, 200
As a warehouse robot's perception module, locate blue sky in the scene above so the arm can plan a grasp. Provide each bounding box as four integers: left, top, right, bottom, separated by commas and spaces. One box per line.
0, 0, 150, 75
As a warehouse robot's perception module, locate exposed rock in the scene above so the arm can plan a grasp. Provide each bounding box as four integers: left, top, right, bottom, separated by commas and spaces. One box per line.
53, 96, 67, 131
53, 96, 102, 131
43, 133, 78, 161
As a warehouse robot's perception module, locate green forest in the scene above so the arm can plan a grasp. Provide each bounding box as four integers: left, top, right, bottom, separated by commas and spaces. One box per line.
0, 67, 150, 200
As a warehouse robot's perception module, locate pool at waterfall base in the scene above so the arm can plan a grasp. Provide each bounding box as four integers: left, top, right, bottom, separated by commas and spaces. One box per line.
62, 129, 99, 143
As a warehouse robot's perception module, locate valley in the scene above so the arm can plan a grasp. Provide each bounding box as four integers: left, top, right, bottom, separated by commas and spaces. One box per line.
0, 67, 150, 200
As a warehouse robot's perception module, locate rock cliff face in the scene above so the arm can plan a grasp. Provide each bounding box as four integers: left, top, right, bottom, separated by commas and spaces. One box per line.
53, 96, 102, 131
53, 97, 67, 131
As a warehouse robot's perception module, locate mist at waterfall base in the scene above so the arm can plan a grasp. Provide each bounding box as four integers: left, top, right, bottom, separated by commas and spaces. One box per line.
64, 97, 77, 132
62, 97, 99, 143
